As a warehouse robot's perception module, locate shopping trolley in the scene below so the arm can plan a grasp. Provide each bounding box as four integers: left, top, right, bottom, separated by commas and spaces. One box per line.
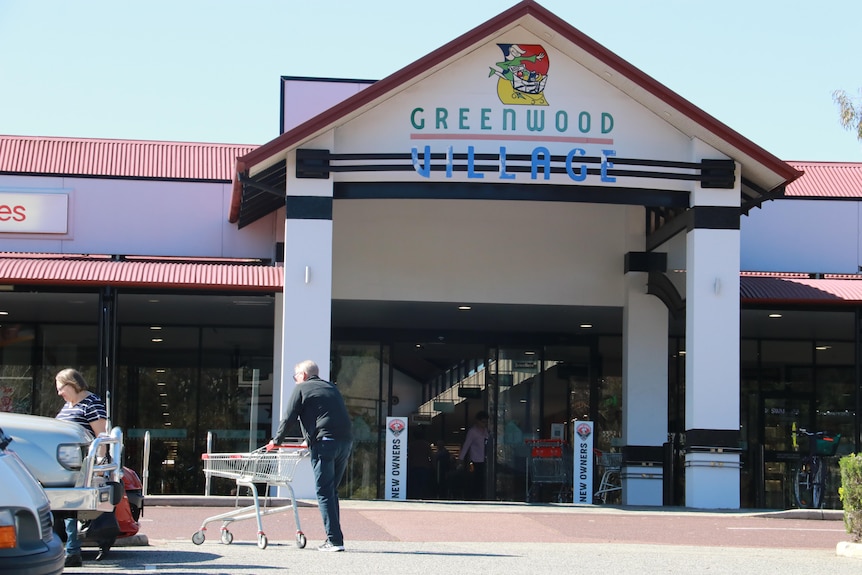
593, 450, 622, 504
191, 444, 309, 549
525, 439, 571, 502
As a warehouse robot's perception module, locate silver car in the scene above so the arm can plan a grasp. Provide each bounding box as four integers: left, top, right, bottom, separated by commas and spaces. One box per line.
0, 427, 65, 575
0, 412, 123, 518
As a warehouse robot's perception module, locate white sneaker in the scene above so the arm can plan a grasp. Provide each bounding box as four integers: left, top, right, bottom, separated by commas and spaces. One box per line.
318, 541, 345, 552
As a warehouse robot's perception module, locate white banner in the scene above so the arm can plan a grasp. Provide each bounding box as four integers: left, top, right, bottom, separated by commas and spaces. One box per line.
573, 420, 594, 504
384, 417, 408, 500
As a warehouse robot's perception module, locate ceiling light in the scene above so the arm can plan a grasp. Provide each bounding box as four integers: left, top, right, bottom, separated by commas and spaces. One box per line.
458, 306, 472, 311
0, 311, 7, 316
150, 326, 162, 330
151, 338, 164, 343
524, 351, 536, 355
157, 382, 166, 386
768, 313, 782, 318
816, 345, 832, 351
580, 323, 593, 329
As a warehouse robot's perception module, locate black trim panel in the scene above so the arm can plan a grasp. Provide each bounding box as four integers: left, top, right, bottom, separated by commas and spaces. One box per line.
335, 181, 689, 208
689, 206, 740, 230
685, 428, 741, 452
624, 252, 667, 273
622, 445, 665, 465
286, 196, 333, 220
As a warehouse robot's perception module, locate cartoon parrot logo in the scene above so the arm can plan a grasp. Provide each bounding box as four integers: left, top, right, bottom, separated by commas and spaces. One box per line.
489, 43, 549, 105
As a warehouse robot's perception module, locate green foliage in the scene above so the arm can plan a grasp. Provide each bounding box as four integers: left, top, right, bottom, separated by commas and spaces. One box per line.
839, 453, 862, 541
833, 89, 862, 142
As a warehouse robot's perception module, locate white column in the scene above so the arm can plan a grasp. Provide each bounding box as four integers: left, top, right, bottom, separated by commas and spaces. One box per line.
684, 226, 741, 508
274, 143, 334, 500
622, 272, 668, 505
281, 216, 333, 381
684, 140, 741, 509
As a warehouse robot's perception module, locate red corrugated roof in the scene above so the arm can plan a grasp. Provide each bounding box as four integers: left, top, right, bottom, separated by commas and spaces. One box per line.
785, 161, 862, 198
741, 272, 862, 304
0, 135, 256, 182
0, 253, 281, 292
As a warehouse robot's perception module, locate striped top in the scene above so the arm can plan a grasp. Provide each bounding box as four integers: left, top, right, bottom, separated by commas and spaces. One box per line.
56, 393, 107, 437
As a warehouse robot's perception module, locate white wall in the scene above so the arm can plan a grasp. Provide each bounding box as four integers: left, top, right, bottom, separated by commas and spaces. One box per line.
0, 175, 277, 259
332, 199, 628, 307
741, 199, 859, 274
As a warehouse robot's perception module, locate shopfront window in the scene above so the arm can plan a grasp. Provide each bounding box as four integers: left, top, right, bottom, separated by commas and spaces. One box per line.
0, 322, 36, 414
331, 342, 384, 499
116, 322, 275, 495
741, 308, 857, 509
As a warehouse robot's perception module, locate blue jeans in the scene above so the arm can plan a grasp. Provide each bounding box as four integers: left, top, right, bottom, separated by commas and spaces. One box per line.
310, 439, 352, 546
65, 516, 81, 555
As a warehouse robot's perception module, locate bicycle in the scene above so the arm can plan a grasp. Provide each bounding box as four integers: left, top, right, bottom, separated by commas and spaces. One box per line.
792, 428, 841, 509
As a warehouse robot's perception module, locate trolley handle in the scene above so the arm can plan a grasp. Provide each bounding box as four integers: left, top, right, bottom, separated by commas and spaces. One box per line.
261, 443, 308, 453
794, 428, 831, 438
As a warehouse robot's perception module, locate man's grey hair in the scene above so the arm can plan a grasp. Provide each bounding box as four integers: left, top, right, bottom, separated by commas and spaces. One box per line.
294, 360, 319, 377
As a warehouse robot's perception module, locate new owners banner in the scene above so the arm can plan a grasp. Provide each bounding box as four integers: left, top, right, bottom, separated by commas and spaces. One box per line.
573, 421, 594, 504
385, 417, 408, 500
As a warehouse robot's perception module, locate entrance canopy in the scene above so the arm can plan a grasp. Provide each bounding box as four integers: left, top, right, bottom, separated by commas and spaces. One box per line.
230, 0, 801, 229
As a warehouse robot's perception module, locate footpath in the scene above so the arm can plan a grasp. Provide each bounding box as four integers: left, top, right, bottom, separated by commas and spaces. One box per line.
66, 497, 862, 575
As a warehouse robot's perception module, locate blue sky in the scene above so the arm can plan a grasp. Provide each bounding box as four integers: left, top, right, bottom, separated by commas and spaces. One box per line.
1, 0, 859, 161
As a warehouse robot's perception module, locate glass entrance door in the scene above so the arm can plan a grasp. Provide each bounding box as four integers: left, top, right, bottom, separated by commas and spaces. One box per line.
493, 344, 598, 502
760, 393, 815, 508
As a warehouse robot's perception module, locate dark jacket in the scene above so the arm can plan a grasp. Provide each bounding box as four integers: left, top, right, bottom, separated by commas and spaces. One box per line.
273, 376, 352, 445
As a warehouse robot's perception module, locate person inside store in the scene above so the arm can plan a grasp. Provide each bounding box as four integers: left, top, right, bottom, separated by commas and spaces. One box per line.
55, 368, 108, 568
267, 359, 353, 552
458, 410, 490, 500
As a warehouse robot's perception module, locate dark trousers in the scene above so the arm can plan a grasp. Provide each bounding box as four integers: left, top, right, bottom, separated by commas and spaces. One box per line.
468, 461, 486, 500
310, 439, 353, 546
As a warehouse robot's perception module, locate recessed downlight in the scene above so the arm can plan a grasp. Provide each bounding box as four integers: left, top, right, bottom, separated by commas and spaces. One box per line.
458, 306, 472, 311
768, 313, 782, 318
580, 323, 593, 329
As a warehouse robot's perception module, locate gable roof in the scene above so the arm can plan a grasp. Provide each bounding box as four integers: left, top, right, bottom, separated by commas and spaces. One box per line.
229, 0, 802, 224
1, 135, 256, 182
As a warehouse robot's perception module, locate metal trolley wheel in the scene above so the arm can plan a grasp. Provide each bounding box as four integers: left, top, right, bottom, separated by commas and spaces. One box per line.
257, 533, 268, 549
296, 531, 307, 549
191, 530, 206, 545
221, 529, 234, 545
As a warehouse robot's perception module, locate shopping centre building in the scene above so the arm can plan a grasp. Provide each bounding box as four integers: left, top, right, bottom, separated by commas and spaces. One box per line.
1, 1, 860, 509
